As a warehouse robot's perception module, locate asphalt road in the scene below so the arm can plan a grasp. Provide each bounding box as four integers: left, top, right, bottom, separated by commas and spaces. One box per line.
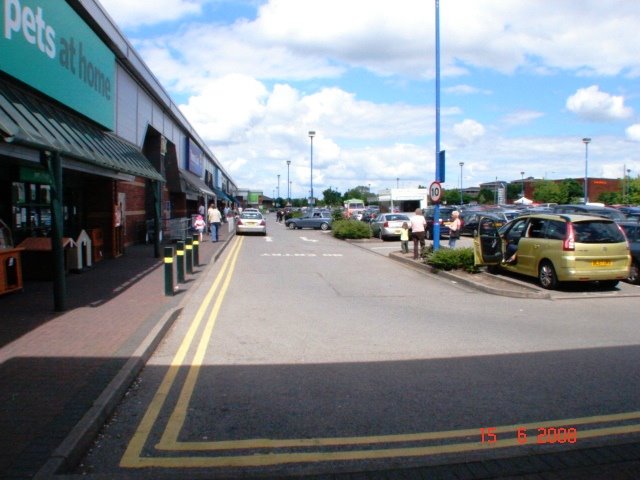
77, 216, 640, 478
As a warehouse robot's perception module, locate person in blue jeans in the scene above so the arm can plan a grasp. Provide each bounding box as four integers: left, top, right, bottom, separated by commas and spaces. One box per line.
207, 203, 222, 241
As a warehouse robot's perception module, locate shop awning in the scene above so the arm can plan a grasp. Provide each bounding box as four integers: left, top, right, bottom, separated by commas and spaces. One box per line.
213, 187, 235, 203
0, 78, 164, 182
179, 169, 215, 197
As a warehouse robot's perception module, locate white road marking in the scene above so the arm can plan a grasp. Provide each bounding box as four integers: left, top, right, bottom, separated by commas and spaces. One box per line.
300, 237, 318, 242
265, 237, 273, 242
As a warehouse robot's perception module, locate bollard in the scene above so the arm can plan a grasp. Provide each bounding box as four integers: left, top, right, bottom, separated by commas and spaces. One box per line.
192, 234, 200, 267
164, 246, 174, 296
176, 241, 185, 284
185, 237, 193, 274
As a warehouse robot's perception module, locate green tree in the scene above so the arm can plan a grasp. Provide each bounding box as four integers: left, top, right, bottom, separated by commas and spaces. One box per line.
629, 177, 640, 204
560, 178, 583, 203
532, 180, 563, 203
342, 188, 367, 203
322, 188, 342, 206
477, 188, 495, 204
598, 191, 622, 205
507, 182, 523, 201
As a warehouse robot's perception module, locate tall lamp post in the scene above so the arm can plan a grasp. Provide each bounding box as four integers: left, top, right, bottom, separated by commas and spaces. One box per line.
520, 171, 525, 198
627, 168, 632, 203
308, 131, 315, 208
459, 162, 464, 205
582, 137, 591, 204
277, 174, 280, 202
286, 160, 291, 204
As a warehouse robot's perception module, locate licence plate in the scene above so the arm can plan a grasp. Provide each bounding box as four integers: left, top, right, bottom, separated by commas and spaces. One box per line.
394, 229, 402, 234
592, 260, 612, 267
246, 221, 256, 226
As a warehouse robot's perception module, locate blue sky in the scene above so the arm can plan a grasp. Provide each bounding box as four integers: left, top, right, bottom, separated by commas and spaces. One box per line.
99, 0, 640, 198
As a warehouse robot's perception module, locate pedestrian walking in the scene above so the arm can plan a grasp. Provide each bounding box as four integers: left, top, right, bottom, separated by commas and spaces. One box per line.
448, 210, 462, 248
400, 222, 410, 254
409, 208, 427, 259
193, 214, 206, 242
207, 203, 222, 242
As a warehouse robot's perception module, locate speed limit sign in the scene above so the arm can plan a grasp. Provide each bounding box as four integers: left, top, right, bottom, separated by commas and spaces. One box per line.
429, 181, 443, 203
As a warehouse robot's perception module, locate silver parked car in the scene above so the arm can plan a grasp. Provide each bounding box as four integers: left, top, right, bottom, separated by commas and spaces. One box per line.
370, 213, 412, 240
236, 211, 267, 235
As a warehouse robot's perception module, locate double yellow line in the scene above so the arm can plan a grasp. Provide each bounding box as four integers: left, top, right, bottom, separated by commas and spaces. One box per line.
121, 234, 640, 468
121, 236, 244, 467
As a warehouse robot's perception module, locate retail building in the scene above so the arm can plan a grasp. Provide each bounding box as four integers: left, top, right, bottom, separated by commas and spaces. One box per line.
0, 0, 236, 307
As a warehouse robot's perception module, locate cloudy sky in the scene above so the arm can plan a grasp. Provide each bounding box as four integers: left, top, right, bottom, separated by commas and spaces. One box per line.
99, 0, 640, 198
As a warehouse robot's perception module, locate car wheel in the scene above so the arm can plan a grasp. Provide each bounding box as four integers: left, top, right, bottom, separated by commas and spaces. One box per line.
598, 280, 619, 289
487, 265, 500, 275
320, 222, 330, 231
628, 260, 639, 285
288, 223, 296, 230
538, 260, 558, 290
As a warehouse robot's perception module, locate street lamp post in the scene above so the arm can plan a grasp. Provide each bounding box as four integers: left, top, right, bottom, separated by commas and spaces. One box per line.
286, 160, 291, 204
459, 162, 464, 205
627, 168, 632, 203
308, 131, 315, 208
277, 174, 280, 202
583, 137, 591, 204
520, 171, 525, 198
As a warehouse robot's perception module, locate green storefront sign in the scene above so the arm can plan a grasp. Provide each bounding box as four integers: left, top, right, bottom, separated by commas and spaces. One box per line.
248, 192, 261, 204
1, 0, 115, 128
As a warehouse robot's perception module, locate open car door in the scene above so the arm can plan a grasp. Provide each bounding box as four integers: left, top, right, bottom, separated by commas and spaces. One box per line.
473, 216, 503, 266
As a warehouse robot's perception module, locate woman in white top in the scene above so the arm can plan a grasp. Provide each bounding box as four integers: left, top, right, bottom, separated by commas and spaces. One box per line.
409, 208, 427, 259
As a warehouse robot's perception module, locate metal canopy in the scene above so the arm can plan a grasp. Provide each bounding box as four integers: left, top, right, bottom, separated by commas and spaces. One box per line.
0, 78, 164, 182
179, 169, 215, 197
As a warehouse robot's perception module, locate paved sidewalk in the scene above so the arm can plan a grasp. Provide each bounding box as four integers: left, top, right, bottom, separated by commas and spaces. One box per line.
0, 225, 234, 479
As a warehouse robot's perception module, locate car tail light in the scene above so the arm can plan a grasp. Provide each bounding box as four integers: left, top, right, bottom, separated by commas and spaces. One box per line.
563, 222, 575, 251
383, 221, 389, 227
260, 220, 266, 226
237, 218, 243, 225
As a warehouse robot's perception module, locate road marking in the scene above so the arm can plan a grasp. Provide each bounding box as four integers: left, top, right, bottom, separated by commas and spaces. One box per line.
259, 253, 343, 257
265, 237, 273, 242
300, 236, 318, 242
121, 236, 640, 469
121, 236, 244, 468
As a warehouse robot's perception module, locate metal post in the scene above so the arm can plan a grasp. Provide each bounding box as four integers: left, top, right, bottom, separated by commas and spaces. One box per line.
164, 246, 174, 296
520, 171, 525, 198
309, 131, 315, 208
583, 137, 591, 204
176, 241, 185, 283
287, 160, 291, 203
45, 151, 66, 311
459, 162, 464, 205
185, 237, 193, 274
192, 234, 199, 267
433, 0, 441, 250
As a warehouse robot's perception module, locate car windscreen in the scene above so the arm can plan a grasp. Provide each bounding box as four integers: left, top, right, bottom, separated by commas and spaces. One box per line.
573, 220, 626, 244
241, 213, 262, 219
386, 215, 410, 221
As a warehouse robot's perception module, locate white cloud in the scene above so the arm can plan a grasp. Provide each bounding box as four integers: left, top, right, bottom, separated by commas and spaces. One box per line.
179, 74, 268, 143
445, 85, 492, 96
451, 119, 486, 145
626, 124, 640, 142
501, 110, 544, 127
98, 0, 205, 28
96, 0, 640, 193
566, 85, 633, 122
